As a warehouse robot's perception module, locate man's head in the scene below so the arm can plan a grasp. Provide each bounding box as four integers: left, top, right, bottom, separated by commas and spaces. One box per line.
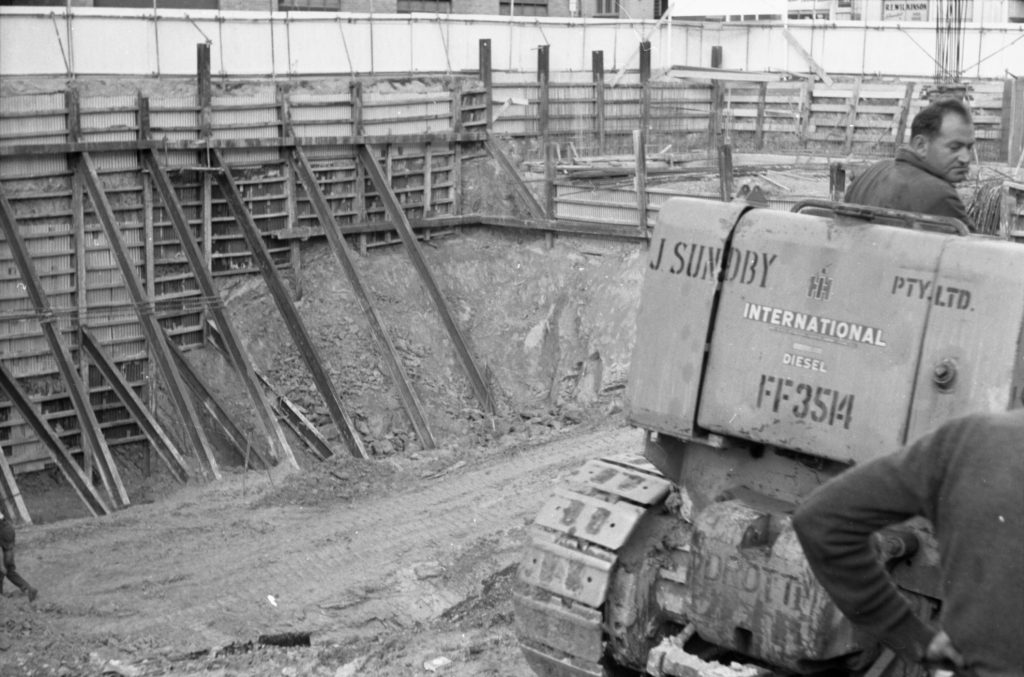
909, 98, 975, 183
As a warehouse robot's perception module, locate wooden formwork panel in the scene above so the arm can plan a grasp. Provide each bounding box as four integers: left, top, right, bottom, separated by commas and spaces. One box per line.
1, 84, 466, 475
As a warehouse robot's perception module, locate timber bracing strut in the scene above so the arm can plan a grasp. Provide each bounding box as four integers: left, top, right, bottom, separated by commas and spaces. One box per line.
0, 361, 111, 517
356, 144, 494, 413
79, 328, 190, 485
165, 335, 272, 470
0, 445, 31, 524
206, 320, 333, 462
77, 152, 222, 480
290, 144, 437, 449
0, 186, 130, 508
209, 148, 369, 460
143, 150, 297, 469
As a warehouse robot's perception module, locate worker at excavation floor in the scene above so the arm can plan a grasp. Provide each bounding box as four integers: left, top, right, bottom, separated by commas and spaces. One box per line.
793, 410, 1024, 676
1, 508, 38, 603
844, 97, 976, 230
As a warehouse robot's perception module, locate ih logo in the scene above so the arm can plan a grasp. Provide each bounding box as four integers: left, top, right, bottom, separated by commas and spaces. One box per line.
808, 268, 833, 301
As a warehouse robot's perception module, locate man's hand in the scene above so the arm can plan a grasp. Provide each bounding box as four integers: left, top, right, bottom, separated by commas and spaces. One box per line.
925, 631, 964, 671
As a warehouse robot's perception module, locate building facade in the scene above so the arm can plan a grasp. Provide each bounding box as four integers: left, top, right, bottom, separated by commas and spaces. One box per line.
0, 0, 1020, 24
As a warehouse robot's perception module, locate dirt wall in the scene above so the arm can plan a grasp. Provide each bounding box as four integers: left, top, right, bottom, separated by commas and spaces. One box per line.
207, 228, 646, 461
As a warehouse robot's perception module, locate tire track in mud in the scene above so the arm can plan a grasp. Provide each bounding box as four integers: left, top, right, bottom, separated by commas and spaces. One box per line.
30, 426, 644, 652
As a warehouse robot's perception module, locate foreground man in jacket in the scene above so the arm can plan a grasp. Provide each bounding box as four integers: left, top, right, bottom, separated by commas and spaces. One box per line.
792, 411, 1024, 675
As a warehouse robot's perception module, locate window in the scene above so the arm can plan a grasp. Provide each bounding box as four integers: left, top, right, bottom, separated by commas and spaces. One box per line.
595, 0, 616, 17
653, 0, 668, 18
499, 0, 547, 15
279, 0, 342, 10
397, 0, 451, 11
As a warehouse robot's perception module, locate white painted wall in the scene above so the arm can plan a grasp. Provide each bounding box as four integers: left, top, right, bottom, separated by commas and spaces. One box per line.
1, 7, 1022, 79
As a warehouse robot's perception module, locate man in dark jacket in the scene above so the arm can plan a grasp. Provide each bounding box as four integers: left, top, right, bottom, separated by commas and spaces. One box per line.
844, 97, 975, 230
792, 411, 1024, 676
0, 509, 37, 602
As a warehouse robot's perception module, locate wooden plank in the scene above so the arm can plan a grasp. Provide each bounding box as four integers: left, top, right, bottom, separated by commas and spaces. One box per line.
0, 361, 110, 518
80, 328, 190, 484
0, 133, 489, 157
0, 446, 31, 524
0, 187, 130, 509
357, 144, 494, 413
77, 152, 222, 481
291, 144, 436, 450
209, 148, 368, 460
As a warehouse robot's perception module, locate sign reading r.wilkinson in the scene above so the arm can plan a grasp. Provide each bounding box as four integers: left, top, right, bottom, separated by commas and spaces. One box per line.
883, 1, 928, 20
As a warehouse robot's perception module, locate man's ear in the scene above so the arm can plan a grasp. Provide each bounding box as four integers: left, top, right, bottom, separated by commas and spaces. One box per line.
909, 134, 928, 158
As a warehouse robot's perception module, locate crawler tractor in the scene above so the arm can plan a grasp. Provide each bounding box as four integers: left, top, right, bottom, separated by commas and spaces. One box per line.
513, 198, 1024, 676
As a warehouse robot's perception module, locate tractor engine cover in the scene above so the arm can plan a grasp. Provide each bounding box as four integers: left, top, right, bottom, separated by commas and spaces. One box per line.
687, 500, 863, 669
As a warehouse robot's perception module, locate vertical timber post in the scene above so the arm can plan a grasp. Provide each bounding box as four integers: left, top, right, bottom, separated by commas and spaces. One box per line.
351, 81, 368, 255
197, 43, 212, 140
139, 93, 155, 478
450, 78, 463, 232
67, 88, 91, 480
634, 130, 648, 235
717, 143, 734, 201
278, 85, 302, 300
198, 43, 214, 312
479, 39, 492, 131
829, 162, 847, 201
639, 40, 651, 142
843, 77, 861, 155
709, 45, 730, 198
593, 50, 606, 155
754, 81, 767, 151
800, 77, 815, 148
708, 46, 724, 156
1000, 77, 1024, 167
894, 82, 916, 151
538, 44, 554, 246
